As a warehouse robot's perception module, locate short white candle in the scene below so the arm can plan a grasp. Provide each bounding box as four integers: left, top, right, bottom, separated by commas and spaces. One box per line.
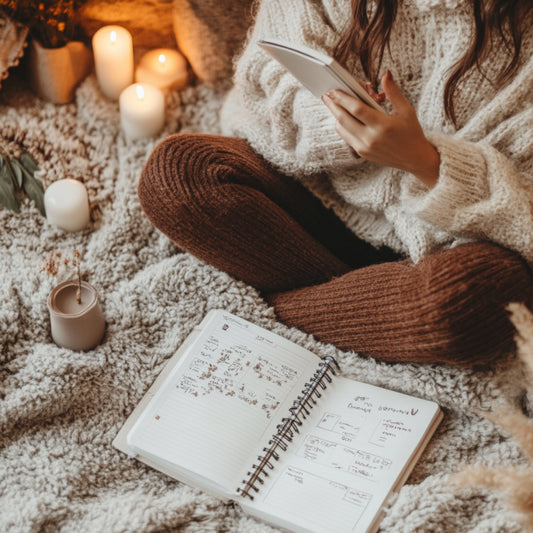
92, 25, 134, 100
119, 83, 165, 140
44, 179, 90, 232
135, 48, 189, 93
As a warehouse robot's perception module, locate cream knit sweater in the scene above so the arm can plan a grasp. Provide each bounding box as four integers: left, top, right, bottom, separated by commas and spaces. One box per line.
220, 0, 533, 263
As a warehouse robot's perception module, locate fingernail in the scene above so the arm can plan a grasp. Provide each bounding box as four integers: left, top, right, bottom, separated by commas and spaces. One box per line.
325, 90, 337, 100
386, 70, 393, 81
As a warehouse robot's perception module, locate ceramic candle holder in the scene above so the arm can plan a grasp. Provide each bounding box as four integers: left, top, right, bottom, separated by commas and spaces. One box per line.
27, 40, 92, 104
47, 280, 105, 351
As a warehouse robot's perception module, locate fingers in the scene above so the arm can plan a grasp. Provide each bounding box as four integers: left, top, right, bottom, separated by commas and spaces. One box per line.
322, 93, 365, 142
381, 71, 411, 114
321, 72, 429, 172
323, 90, 379, 125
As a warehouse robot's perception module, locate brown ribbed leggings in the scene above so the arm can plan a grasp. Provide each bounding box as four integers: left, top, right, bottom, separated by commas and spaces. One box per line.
138, 133, 533, 367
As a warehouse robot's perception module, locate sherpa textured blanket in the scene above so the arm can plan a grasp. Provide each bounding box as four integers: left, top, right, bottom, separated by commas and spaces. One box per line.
0, 74, 530, 533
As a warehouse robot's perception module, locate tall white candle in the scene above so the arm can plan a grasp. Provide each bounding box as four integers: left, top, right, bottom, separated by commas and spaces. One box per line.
135, 49, 189, 93
44, 179, 91, 232
119, 83, 165, 140
92, 25, 134, 100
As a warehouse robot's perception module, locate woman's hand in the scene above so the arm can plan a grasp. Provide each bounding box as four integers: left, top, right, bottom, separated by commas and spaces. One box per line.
322, 71, 440, 188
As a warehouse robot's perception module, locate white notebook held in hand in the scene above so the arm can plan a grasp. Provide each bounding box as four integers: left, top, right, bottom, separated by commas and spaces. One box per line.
257, 38, 385, 113
113, 309, 443, 533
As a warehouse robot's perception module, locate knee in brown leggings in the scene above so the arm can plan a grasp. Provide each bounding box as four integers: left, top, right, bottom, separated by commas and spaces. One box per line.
138, 133, 380, 292
138, 133, 247, 251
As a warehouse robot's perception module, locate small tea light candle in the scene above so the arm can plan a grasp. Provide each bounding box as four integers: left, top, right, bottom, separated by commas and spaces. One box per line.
44, 179, 90, 232
119, 83, 165, 140
92, 25, 134, 100
135, 48, 189, 93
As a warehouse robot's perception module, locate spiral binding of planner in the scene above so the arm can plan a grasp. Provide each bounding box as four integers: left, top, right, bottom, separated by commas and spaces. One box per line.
238, 355, 339, 500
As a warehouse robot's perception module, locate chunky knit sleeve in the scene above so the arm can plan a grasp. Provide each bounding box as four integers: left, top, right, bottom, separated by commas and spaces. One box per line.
220, 0, 362, 176
402, 54, 533, 263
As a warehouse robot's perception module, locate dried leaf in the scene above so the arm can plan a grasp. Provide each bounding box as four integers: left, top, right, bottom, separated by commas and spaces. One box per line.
19, 152, 39, 175
2, 154, 20, 190
10, 159, 24, 189
21, 170, 46, 217
0, 161, 20, 213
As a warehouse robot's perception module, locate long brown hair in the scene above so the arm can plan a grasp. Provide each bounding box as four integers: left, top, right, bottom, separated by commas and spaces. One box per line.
334, 0, 533, 125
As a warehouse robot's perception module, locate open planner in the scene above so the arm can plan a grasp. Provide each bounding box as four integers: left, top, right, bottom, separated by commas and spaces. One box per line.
113, 310, 443, 533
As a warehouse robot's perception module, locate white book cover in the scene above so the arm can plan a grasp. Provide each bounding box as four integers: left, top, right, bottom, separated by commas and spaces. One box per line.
257, 38, 385, 112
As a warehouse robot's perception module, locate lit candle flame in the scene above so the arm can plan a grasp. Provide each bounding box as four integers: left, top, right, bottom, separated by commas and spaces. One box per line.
158, 54, 167, 65
110, 30, 117, 43
136, 84, 145, 100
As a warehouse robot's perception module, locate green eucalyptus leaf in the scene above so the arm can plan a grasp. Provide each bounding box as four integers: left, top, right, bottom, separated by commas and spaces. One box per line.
22, 171, 46, 217
0, 163, 20, 213
11, 159, 24, 189
3, 156, 20, 191
20, 152, 39, 175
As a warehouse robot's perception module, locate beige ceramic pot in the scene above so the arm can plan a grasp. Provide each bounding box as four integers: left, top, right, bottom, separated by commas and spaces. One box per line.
27, 39, 92, 104
47, 279, 105, 351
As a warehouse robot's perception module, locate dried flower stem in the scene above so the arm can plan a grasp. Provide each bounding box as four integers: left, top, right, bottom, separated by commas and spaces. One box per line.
41, 249, 84, 304
73, 249, 82, 304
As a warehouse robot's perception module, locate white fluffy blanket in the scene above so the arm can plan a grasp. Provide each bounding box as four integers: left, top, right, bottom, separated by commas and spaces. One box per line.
0, 74, 529, 532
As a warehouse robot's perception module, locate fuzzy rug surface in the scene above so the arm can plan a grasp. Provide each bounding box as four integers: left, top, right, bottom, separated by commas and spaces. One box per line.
0, 73, 530, 533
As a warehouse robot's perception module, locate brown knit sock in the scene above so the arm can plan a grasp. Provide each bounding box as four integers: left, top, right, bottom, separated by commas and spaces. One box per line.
138, 133, 395, 292
266, 243, 533, 367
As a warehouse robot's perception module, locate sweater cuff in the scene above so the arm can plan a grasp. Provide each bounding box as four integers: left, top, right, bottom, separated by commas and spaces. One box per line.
403, 133, 489, 228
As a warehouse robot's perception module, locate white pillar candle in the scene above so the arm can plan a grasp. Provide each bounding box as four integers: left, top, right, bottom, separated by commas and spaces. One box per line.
44, 179, 90, 232
135, 48, 189, 93
119, 83, 165, 140
92, 25, 134, 100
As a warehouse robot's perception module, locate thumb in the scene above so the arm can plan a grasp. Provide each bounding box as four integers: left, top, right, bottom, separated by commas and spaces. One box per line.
382, 70, 410, 113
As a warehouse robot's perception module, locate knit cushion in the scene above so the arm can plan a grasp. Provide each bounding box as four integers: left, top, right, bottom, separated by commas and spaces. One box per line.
172, 0, 255, 86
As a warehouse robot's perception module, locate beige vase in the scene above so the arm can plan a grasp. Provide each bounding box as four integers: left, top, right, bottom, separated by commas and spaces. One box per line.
27, 39, 92, 104
47, 280, 105, 351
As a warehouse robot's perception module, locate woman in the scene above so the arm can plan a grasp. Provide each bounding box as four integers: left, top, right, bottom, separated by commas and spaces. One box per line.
138, 0, 533, 366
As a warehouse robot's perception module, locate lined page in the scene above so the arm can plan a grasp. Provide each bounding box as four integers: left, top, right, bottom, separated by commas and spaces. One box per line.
245, 377, 441, 533
127, 311, 318, 493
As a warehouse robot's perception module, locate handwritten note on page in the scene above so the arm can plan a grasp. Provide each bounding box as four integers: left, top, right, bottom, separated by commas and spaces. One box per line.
244, 377, 440, 533
126, 311, 318, 492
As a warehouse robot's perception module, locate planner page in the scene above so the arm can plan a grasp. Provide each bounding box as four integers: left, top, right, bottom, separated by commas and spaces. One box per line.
126, 310, 319, 495
243, 377, 441, 533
